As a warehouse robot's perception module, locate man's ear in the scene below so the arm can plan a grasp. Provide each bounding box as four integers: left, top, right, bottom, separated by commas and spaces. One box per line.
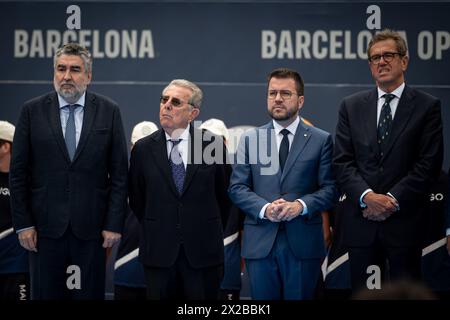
401, 55, 409, 72
298, 95, 305, 109
190, 108, 200, 122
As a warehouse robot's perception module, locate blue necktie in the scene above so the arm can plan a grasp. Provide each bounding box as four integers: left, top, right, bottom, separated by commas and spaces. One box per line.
377, 94, 395, 157
169, 139, 185, 194
279, 129, 290, 172
65, 104, 77, 161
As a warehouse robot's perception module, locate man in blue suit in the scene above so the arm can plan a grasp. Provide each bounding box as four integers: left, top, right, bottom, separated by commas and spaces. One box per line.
229, 68, 337, 300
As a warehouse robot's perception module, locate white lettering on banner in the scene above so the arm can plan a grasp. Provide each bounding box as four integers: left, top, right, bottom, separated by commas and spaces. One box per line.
0, 187, 10, 196
14, 29, 155, 59
261, 29, 449, 61
262, 30, 375, 60
418, 31, 450, 60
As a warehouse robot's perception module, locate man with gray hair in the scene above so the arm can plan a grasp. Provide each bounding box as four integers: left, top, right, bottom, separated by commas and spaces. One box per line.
129, 79, 231, 299
10, 43, 128, 299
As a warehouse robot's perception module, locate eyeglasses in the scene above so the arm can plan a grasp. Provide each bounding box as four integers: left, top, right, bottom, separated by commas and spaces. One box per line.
268, 90, 298, 100
160, 96, 195, 108
368, 52, 402, 64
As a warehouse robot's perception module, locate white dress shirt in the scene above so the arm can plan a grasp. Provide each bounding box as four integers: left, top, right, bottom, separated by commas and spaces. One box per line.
360, 83, 405, 208
164, 126, 190, 170
258, 116, 308, 219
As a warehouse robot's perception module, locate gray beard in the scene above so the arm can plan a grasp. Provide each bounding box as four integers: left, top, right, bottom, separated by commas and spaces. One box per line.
57, 88, 84, 104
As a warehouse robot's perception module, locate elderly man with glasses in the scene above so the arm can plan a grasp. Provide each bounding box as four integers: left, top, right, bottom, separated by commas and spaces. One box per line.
128, 79, 231, 300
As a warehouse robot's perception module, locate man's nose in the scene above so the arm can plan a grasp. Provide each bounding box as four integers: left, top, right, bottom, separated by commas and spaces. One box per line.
63, 69, 72, 80
162, 102, 172, 110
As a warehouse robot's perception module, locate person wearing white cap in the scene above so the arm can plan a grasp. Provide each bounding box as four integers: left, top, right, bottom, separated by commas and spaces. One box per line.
114, 121, 157, 300
0, 121, 30, 300
199, 118, 230, 143
9, 43, 128, 300
200, 119, 244, 300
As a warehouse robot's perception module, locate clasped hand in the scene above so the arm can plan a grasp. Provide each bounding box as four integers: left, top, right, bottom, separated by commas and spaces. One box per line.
362, 192, 398, 221
265, 198, 303, 222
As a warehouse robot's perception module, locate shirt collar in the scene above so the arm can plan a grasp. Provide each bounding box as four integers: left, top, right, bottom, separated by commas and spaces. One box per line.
377, 82, 405, 100
273, 116, 300, 136
58, 92, 86, 109
165, 125, 190, 142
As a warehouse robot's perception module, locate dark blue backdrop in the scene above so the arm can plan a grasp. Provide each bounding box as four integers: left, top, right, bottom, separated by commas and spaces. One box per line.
1, 1, 449, 168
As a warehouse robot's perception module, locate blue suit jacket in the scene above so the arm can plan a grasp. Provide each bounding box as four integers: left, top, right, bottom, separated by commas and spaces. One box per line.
229, 120, 337, 260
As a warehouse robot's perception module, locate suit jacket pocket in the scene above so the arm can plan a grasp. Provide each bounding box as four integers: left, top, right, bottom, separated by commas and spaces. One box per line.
31, 186, 47, 228
93, 128, 109, 134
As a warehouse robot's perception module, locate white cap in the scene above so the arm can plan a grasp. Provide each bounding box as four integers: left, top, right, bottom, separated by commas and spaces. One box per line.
199, 118, 229, 141
131, 121, 158, 145
0, 121, 15, 143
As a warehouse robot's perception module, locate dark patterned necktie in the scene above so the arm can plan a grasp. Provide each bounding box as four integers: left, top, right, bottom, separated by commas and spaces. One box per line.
64, 104, 78, 161
377, 94, 395, 156
279, 129, 290, 172
169, 139, 185, 194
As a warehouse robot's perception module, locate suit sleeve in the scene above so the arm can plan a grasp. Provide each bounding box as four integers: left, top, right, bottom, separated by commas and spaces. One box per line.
9, 104, 34, 231
228, 132, 268, 224
333, 99, 372, 203
389, 100, 443, 206
446, 169, 450, 231
300, 134, 338, 218
128, 143, 145, 222
214, 138, 232, 229
104, 105, 128, 233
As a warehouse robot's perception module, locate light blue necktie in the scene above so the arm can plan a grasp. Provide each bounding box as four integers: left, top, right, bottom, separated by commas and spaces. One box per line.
169, 139, 185, 194
65, 104, 77, 161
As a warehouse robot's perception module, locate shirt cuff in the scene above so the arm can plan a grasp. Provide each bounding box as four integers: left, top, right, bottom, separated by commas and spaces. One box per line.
295, 199, 307, 215
360, 189, 373, 208
446, 228, 450, 236
16, 226, 35, 234
259, 203, 270, 219
387, 192, 400, 210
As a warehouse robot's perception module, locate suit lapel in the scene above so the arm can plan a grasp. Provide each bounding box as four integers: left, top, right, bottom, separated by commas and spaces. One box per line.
72, 92, 96, 163
47, 92, 71, 163
260, 122, 281, 180
364, 89, 379, 153
280, 122, 310, 183
381, 86, 416, 161
150, 129, 180, 197
183, 126, 200, 195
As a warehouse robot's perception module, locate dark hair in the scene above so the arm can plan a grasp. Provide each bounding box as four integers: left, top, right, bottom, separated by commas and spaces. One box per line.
367, 29, 408, 59
267, 68, 304, 96
54, 42, 93, 73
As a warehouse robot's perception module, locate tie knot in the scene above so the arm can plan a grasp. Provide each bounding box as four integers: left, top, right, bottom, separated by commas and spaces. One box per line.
65, 104, 79, 113
383, 94, 395, 104
170, 139, 182, 146
280, 129, 290, 137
